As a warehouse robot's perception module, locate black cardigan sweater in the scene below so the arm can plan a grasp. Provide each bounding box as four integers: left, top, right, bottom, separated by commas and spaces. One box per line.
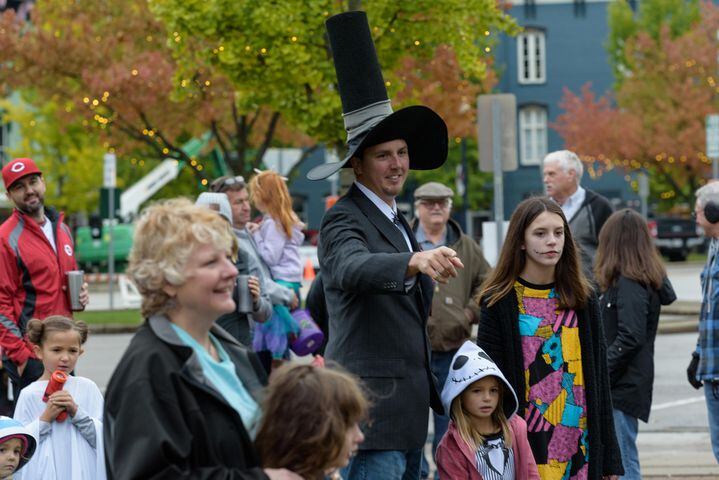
477, 287, 624, 479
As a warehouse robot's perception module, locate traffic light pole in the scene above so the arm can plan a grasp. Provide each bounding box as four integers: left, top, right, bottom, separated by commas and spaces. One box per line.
103, 153, 116, 311
108, 186, 114, 311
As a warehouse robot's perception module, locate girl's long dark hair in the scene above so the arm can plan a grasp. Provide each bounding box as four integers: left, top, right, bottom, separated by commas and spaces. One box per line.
594, 209, 666, 291
477, 196, 591, 309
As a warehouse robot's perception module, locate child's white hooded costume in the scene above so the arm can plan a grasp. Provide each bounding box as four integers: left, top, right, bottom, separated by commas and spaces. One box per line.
13, 376, 106, 480
436, 341, 539, 480
441, 341, 519, 420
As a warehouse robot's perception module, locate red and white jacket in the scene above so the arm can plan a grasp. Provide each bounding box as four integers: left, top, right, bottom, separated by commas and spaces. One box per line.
0, 208, 77, 365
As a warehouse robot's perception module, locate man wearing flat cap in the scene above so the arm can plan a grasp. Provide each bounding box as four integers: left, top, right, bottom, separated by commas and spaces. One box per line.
410, 182, 491, 478
0, 158, 89, 398
307, 11, 463, 480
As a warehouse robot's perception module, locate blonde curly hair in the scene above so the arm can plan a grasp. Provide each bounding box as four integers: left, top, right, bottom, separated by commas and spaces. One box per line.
127, 198, 237, 318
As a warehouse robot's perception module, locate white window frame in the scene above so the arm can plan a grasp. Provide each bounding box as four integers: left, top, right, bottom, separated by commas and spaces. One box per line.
519, 106, 548, 166
517, 29, 546, 84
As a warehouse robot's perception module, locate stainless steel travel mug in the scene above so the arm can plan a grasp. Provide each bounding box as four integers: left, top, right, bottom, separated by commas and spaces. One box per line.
66, 270, 85, 311
236, 274, 253, 313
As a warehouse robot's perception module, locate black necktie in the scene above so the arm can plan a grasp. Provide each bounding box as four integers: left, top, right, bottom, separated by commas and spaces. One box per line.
392, 211, 401, 227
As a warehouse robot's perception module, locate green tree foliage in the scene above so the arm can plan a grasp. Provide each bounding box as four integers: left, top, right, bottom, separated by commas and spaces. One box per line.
0, 0, 313, 184
556, 2, 719, 209
0, 96, 107, 214
0, 0, 516, 212
149, 0, 518, 158
608, 0, 700, 86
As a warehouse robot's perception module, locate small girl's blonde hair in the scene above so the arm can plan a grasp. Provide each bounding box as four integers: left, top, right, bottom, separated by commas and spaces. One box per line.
451, 377, 512, 451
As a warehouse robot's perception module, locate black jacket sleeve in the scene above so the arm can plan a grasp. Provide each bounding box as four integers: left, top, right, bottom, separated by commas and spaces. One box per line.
591, 296, 625, 476
606, 277, 650, 383
477, 302, 508, 377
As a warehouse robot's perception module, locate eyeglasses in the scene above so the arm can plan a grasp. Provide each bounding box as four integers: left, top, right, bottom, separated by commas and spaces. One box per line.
419, 198, 451, 208
210, 175, 245, 192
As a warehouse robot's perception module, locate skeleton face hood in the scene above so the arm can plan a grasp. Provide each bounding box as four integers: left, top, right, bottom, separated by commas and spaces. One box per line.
441, 341, 519, 420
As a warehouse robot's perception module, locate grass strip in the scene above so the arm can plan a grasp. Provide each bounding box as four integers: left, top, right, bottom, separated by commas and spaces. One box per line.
75, 309, 143, 325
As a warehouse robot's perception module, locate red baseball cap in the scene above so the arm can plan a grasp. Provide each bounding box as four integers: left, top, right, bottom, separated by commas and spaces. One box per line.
2, 158, 42, 190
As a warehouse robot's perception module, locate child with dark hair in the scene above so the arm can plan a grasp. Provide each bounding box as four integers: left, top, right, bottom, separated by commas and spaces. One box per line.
255, 363, 368, 479
436, 341, 539, 479
0, 416, 36, 479
476, 197, 623, 479
13, 316, 105, 479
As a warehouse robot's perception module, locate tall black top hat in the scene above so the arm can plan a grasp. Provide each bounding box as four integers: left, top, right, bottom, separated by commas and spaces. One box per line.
307, 11, 448, 181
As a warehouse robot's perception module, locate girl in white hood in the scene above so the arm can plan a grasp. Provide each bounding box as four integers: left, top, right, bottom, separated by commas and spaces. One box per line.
436, 341, 539, 480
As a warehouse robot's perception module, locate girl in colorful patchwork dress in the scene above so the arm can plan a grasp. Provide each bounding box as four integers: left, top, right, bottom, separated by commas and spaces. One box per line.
247, 171, 305, 364
436, 340, 539, 479
475, 197, 622, 480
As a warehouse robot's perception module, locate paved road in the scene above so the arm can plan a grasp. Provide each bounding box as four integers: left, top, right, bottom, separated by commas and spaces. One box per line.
640, 332, 717, 476
665, 261, 703, 303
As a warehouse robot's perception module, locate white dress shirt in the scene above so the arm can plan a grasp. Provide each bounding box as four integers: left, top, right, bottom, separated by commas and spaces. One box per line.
556, 185, 586, 222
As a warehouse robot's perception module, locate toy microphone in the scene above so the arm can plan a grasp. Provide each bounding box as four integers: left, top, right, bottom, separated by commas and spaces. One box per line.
42, 370, 68, 422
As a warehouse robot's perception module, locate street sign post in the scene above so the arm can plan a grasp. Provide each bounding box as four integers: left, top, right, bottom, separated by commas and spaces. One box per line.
477, 94, 518, 258
638, 171, 649, 219
706, 114, 719, 179
103, 153, 117, 310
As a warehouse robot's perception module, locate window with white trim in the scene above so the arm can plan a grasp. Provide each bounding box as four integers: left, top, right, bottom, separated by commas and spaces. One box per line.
517, 29, 546, 84
519, 106, 547, 166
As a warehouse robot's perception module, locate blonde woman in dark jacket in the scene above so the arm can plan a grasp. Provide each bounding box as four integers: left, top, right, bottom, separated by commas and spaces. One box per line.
595, 209, 676, 480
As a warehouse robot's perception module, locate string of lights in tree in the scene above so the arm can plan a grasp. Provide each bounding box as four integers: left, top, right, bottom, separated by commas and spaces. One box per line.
579, 153, 710, 200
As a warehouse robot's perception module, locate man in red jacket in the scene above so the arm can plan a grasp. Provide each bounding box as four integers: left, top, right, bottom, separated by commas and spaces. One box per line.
0, 158, 89, 395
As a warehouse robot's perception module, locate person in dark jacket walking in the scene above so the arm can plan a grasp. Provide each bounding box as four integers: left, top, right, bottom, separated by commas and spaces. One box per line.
594, 209, 676, 479
103, 199, 300, 480
476, 197, 623, 480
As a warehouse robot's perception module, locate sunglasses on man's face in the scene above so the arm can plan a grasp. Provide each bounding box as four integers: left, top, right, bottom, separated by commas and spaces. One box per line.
211, 175, 245, 192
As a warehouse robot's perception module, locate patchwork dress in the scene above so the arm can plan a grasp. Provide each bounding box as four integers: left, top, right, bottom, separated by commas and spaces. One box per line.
514, 279, 589, 480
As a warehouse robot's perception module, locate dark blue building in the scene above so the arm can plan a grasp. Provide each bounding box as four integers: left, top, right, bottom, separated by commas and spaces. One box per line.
495, 0, 638, 215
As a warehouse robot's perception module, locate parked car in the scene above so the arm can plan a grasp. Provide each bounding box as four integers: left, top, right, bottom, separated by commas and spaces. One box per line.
647, 216, 704, 261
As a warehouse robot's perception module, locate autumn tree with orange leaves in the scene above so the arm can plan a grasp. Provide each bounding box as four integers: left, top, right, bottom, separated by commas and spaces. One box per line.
554, 1, 719, 207
0, 1, 314, 185
398, 44, 498, 210
0, 0, 516, 191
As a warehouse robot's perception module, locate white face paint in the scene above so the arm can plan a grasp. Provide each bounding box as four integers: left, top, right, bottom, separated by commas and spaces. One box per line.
522, 211, 565, 273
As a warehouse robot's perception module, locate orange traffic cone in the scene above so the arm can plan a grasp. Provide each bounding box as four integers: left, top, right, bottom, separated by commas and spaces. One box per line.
303, 258, 316, 281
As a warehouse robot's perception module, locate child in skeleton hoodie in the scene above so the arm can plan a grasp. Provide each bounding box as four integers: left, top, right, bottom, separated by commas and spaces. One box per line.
436, 341, 539, 480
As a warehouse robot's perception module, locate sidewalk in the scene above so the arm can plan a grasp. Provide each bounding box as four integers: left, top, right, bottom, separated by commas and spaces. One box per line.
659, 262, 702, 333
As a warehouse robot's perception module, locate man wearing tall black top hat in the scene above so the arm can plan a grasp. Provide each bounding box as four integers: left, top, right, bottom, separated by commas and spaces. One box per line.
307, 11, 464, 480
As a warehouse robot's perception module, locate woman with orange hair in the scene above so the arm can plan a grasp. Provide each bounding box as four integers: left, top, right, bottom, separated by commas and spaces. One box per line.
248, 170, 305, 365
